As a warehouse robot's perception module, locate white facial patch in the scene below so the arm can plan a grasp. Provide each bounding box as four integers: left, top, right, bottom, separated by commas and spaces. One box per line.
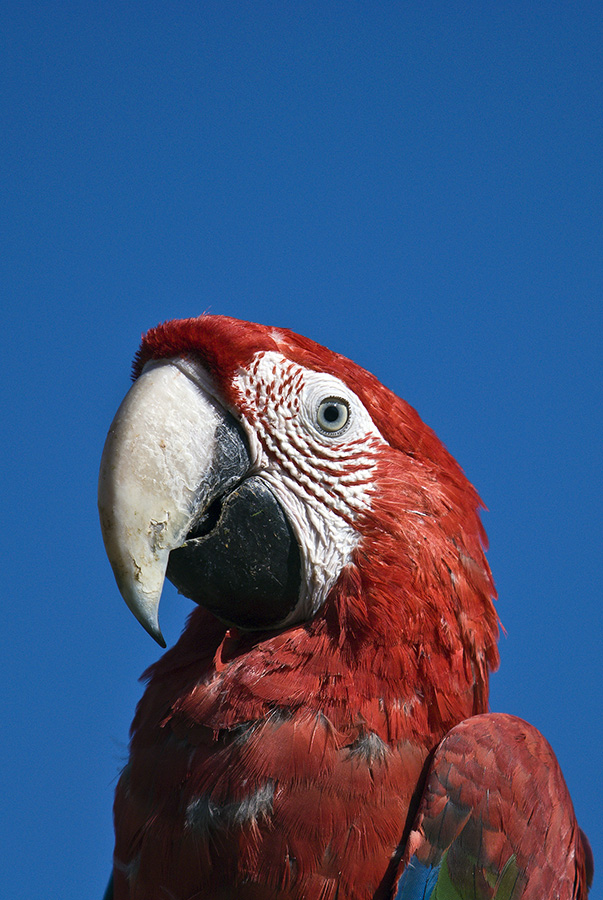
233, 351, 387, 622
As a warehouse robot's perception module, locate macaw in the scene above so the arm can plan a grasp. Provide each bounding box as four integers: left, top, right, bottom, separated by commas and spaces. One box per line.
98, 314, 592, 900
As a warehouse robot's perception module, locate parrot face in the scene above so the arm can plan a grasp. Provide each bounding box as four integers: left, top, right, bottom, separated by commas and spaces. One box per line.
99, 331, 392, 644
101, 315, 481, 646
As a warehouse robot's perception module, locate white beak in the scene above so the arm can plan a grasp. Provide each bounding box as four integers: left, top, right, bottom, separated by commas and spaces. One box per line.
98, 359, 230, 645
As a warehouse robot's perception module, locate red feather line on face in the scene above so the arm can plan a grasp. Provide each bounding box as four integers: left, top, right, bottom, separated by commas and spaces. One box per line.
114, 314, 501, 900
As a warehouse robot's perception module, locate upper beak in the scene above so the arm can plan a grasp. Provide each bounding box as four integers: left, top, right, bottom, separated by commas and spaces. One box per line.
98, 358, 250, 645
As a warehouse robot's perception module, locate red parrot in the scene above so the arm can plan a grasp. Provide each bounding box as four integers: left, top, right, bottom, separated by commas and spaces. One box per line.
98, 315, 592, 900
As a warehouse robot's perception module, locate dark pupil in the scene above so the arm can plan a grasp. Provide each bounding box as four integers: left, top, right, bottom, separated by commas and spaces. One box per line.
323, 404, 340, 423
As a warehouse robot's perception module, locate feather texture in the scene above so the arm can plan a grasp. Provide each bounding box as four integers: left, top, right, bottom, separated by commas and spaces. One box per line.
395, 715, 592, 899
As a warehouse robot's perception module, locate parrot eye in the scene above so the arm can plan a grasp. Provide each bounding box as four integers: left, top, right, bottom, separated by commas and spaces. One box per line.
316, 397, 350, 434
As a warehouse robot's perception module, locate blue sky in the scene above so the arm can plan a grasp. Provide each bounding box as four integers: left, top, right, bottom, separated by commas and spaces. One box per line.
2, 3, 601, 897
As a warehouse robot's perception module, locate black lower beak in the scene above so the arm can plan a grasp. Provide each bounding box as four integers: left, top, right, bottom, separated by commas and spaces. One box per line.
166, 476, 301, 630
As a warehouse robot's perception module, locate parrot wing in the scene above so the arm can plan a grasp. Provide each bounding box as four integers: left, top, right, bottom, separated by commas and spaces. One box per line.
394, 713, 592, 900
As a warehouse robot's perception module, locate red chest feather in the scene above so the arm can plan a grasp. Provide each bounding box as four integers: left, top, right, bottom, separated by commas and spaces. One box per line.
112, 602, 477, 900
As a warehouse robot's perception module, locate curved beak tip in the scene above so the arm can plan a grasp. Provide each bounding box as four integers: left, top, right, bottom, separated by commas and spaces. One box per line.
127, 599, 167, 646
119, 578, 168, 648
146, 622, 167, 648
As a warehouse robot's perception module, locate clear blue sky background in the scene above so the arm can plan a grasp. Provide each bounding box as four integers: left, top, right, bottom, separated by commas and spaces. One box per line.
2, 3, 601, 897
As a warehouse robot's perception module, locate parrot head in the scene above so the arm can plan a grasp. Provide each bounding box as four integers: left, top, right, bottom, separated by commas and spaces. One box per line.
99, 314, 498, 709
